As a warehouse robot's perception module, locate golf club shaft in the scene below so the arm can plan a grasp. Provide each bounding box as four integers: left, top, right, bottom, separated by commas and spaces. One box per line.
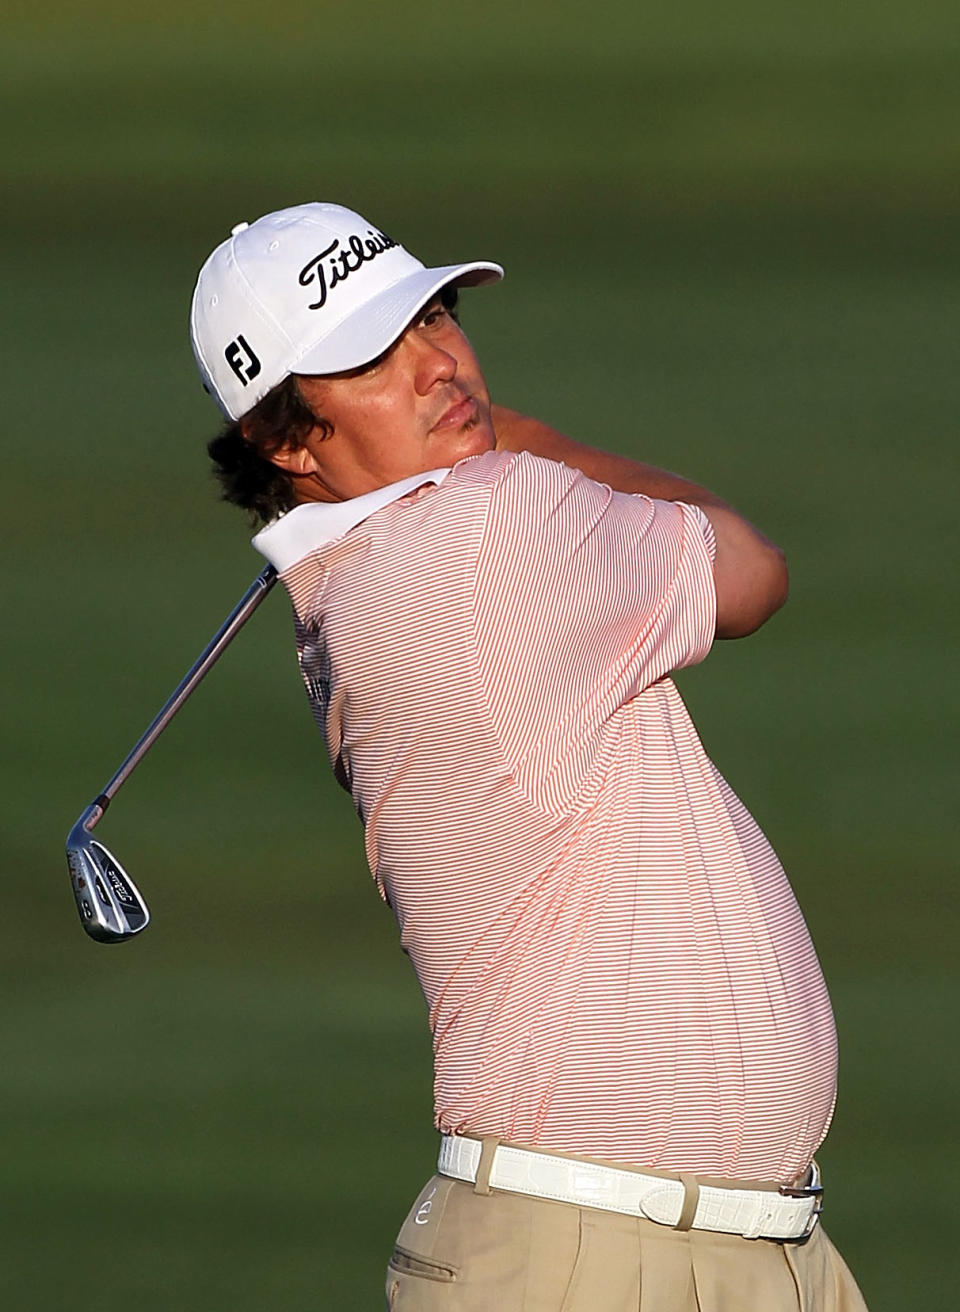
83, 564, 278, 833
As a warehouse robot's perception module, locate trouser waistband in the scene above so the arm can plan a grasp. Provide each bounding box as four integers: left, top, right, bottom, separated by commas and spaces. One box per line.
437, 1135, 822, 1243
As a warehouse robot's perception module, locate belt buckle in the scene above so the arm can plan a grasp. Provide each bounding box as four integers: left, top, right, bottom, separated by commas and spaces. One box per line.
777, 1159, 823, 1243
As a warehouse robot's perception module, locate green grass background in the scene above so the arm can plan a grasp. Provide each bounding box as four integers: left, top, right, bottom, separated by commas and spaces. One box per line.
3, 1, 957, 1307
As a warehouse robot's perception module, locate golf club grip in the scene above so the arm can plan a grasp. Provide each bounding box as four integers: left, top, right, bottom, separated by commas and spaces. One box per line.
94, 564, 278, 815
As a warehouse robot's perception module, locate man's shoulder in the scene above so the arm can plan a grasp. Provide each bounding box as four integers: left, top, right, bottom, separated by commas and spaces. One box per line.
451, 447, 580, 493
449, 447, 515, 487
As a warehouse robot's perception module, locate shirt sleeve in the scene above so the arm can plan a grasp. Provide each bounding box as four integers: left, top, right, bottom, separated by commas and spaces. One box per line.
472, 451, 716, 807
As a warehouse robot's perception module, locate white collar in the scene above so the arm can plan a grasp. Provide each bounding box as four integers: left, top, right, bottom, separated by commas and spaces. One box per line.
251, 468, 452, 573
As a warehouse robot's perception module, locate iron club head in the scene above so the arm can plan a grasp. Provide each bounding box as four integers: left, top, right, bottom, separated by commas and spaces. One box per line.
67, 808, 150, 943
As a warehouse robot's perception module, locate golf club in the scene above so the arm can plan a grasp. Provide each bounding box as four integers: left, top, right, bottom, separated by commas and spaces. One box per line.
67, 564, 278, 943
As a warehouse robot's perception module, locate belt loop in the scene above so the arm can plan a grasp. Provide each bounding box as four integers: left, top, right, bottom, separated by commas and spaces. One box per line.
474, 1137, 500, 1196
675, 1174, 701, 1231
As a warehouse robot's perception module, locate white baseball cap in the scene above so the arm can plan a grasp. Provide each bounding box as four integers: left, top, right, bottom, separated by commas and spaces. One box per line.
190, 202, 504, 420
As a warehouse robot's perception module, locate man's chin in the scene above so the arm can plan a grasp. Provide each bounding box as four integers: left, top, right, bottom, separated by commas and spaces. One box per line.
438, 411, 495, 464
458, 427, 497, 462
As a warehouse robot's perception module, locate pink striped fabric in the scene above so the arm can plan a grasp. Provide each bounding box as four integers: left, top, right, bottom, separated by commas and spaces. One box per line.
279, 451, 837, 1183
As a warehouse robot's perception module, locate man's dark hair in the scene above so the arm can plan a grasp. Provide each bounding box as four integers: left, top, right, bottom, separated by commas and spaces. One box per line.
207, 285, 461, 525
207, 376, 319, 526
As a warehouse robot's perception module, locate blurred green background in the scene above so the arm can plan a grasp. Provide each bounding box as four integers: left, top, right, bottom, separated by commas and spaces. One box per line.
3, 1, 957, 1307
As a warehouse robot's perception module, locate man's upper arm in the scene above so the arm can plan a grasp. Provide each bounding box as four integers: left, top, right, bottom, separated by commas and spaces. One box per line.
472, 455, 716, 776
493, 406, 789, 639
696, 502, 789, 638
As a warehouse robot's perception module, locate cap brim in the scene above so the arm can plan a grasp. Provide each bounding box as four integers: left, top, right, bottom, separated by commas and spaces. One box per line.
291, 261, 503, 377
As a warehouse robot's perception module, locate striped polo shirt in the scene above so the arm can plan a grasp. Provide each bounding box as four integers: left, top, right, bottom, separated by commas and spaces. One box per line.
255, 449, 837, 1183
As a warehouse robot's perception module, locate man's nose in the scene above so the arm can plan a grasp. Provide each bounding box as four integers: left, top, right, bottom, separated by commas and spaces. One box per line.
410, 333, 457, 394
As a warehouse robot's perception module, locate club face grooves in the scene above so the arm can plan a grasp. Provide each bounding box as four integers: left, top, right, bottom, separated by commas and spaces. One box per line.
67, 831, 150, 943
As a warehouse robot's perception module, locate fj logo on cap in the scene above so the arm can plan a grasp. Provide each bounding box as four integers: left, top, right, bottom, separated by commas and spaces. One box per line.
225, 336, 262, 386
298, 230, 398, 310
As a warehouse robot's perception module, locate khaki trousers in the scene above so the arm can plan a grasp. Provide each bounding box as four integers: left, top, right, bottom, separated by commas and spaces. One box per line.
385, 1173, 869, 1311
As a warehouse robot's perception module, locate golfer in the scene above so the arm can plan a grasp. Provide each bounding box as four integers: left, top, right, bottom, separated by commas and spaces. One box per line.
191, 203, 868, 1311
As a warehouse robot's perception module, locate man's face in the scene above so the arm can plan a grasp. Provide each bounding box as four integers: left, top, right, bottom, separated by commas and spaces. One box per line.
279, 296, 495, 503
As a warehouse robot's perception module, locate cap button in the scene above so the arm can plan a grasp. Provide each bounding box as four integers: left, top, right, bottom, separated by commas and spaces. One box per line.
230, 221, 250, 236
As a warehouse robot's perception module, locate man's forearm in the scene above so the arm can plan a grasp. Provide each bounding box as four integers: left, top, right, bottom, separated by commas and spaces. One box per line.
492, 405, 789, 639
492, 405, 725, 503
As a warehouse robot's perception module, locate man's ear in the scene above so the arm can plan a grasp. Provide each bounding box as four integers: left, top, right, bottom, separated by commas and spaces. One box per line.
240, 419, 323, 476
263, 441, 323, 476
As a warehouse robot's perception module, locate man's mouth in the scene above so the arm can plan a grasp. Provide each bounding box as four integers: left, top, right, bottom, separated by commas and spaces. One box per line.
431, 395, 478, 432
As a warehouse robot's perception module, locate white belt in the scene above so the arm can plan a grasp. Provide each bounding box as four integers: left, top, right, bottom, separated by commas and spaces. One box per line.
438, 1136, 822, 1243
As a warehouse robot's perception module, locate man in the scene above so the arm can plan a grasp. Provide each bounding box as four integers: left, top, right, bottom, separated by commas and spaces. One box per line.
191, 202, 868, 1310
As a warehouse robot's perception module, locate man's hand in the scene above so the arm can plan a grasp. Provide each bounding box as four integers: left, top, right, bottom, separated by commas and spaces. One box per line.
492, 405, 788, 639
